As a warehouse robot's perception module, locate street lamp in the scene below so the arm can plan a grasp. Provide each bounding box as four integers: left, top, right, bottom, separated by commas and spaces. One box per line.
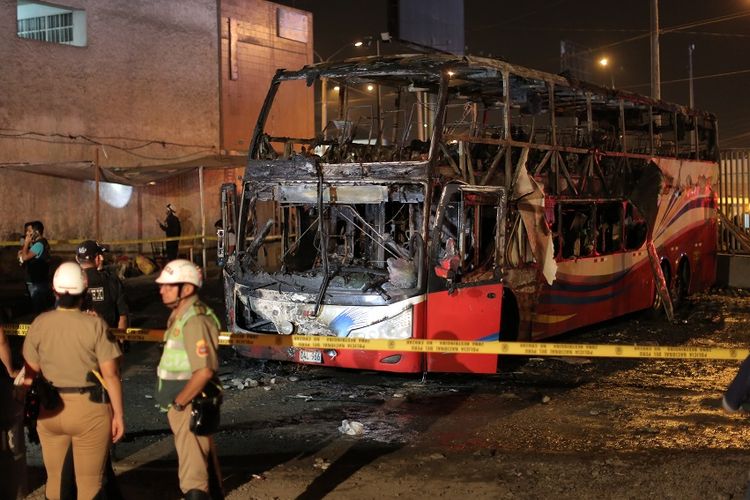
353, 32, 391, 56
598, 57, 615, 89
688, 43, 696, 152
688, 43, 695, 108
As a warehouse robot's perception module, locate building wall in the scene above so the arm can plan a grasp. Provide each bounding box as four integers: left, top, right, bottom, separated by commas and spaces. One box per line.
219, 0, 314, 151
0, 0, 314, 255
0, 0, 221, 168
0, 166, 243, 261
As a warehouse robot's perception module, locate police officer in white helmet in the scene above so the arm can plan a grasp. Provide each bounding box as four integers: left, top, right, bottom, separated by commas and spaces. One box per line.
154, 259, 223, 499
22, 262, 125, 499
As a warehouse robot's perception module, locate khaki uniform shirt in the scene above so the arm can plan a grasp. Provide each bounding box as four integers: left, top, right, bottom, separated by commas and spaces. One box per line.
167, 295, 219, 373
23, 308, 121, 387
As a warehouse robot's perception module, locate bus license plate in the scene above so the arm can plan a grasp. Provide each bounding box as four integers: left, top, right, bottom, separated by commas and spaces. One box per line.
299, 349, 322, 363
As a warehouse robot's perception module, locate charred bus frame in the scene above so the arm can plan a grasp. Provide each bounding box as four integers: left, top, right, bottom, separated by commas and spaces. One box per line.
219, 54, 719, 373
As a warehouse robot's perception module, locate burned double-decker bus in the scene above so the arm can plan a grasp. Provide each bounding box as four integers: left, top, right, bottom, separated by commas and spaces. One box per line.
219, 54, 719, 373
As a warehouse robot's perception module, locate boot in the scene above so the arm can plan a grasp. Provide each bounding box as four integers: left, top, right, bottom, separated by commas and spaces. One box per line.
184, 489, 210, 500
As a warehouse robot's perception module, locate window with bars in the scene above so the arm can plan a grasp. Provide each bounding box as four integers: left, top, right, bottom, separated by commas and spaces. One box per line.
18, 12, 73, 43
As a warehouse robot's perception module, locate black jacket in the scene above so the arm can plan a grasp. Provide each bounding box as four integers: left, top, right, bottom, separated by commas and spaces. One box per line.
82, 267, 128, 328
23, 237, 50, 284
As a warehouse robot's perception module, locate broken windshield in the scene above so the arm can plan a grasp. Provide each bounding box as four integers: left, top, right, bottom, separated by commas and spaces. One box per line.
239, 182, 426, 297
253, 71, 440, 164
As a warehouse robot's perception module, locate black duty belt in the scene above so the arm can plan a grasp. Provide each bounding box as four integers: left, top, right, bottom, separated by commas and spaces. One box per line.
56, 386, 97, 394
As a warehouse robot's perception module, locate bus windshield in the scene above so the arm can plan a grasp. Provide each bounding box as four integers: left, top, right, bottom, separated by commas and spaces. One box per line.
254, 69, 440, 164
238, 180, 426, 299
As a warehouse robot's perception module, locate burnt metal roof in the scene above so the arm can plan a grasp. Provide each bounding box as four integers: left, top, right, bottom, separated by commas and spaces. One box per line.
278, 54, 715, 120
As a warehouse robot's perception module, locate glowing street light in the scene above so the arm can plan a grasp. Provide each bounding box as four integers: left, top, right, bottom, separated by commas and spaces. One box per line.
598, 56, 615, 89
366, 84, 374, 92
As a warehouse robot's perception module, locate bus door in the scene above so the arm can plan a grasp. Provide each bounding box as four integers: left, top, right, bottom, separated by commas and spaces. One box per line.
425, 184, 506, 373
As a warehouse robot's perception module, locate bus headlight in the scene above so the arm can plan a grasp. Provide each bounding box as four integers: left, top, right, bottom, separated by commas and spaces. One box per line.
348, 309, 412, 340
277, 320, 294, 335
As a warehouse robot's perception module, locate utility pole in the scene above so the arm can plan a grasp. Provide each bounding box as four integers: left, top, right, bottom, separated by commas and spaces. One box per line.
688, 43, 697, 153
650, 0, 661, 100
321, 77, 328, 136
688, 43, 695, 108
375, 37, 382, 146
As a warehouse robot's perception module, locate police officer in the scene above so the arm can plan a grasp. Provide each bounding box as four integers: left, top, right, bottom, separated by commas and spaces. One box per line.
158, 204, 182, 261
59, 240, 127, 498
0, 326, 25, 500
155, 259, 223, 499
77, 240, 129, 330
22, 262, 125, 500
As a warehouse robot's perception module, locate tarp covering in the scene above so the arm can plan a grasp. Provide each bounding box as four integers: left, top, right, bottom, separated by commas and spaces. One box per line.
0, 153, 246, 186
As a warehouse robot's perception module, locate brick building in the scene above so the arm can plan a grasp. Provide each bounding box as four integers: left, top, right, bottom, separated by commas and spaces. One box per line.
0, 0, 314, 259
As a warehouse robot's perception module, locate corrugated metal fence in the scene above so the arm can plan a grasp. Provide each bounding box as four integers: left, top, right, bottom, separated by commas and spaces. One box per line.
720, 149, 750, 253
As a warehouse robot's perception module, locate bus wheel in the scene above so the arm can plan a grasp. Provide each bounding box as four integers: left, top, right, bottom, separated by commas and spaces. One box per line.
498, 290, 525, 373
671, 259, 690, 309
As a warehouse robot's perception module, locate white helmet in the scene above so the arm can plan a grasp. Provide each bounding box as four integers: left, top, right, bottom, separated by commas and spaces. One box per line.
155, 259, 203, 288
53, 262, 88, 295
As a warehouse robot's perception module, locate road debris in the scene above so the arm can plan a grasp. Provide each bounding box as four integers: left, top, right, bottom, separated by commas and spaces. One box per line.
338, 419, 364, 436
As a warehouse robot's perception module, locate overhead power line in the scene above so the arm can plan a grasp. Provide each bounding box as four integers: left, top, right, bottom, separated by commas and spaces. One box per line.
0, 130, 218, 162
625, 67, 750, 90
585, 9, 750, 54
486, 26, 750, 39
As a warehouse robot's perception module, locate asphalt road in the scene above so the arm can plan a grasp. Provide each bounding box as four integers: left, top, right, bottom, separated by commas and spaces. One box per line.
10, 280, 750, 499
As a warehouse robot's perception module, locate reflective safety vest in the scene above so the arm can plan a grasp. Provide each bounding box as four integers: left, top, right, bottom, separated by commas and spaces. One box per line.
156, 301, 220, 406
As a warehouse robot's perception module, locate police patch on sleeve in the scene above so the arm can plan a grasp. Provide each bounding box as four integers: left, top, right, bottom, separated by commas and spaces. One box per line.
195, 339, 209, 357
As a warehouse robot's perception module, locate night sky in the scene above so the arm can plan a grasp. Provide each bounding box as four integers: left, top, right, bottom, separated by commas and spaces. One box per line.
276, 0, 750, 149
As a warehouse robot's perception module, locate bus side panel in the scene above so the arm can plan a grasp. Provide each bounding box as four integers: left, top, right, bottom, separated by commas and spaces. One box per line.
425, 283, 502, 373
652, 157, 718, 291
659, 217, 717, 293
531, 253, 653, 339
695, 216, 718, 290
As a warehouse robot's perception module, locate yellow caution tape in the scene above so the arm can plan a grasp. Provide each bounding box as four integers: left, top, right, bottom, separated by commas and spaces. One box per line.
3, 323, 747, 361
0, 235, 217, 247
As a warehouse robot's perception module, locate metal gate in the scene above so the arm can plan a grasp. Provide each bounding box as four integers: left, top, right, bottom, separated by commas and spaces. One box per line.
719, 149, 750, 253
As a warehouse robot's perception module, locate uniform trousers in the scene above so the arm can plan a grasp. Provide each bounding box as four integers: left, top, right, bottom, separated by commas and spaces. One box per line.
167, 404, 220, 495
37, 393, 111, 500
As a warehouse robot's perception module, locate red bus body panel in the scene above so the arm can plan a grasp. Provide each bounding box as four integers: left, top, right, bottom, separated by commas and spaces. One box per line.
425, 284, 503, 373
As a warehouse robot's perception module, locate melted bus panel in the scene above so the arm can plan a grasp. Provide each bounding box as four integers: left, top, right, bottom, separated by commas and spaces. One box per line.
220, 54, 719, 373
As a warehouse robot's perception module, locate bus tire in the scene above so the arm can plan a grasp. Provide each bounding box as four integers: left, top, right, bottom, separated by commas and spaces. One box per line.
671, 258, 690, 309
